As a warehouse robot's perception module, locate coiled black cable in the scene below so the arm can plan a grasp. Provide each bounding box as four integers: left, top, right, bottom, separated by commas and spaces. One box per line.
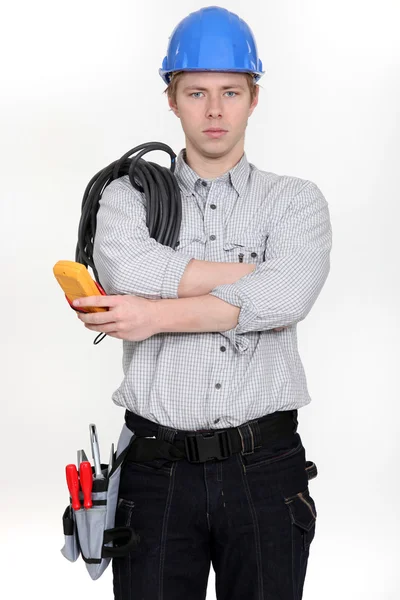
74, 142, 183, 344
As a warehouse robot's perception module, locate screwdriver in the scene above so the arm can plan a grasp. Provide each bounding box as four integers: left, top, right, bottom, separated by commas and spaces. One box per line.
77, 448, 89, 468
65, 464, 81, 511
79, 461, 93, 509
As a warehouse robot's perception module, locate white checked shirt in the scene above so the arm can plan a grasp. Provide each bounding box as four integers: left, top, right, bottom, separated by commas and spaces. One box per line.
93, 148, 332, 430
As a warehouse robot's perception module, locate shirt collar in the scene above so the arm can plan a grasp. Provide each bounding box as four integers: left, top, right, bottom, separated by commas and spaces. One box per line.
173, 148, 250, 198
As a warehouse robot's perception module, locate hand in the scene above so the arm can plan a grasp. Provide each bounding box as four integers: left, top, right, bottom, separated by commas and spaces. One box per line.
73, 295, 162, 342
272, 327, 286, 332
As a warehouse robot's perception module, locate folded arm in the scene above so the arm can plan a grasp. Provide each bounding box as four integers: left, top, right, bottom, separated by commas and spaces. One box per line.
93, 176, 332, 353
93, 177, 193, 299
207, 181, 333, 351
93, 177, 253, 299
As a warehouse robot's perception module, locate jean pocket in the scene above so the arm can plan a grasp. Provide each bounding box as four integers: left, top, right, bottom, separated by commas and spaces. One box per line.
125, 457, 174, 475
240, 434, 303, 471
284, 488, 317, 550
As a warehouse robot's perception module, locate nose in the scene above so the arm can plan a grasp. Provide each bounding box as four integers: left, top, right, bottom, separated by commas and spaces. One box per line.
206, 94, 223, 119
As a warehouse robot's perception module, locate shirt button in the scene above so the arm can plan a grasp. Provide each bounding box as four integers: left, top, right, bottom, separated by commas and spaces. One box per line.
209, 234, 216, 241
251, 252, 257, 258
175, 241, 180, 247
220, 346, 226, 352
214, 418, 220, 424
210, 204, 216, 209
201, 180, 208, 187
215, 383, 222, 389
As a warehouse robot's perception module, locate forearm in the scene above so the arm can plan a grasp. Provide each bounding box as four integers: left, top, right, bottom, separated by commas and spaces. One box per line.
177, 259, 255, 297
155, 294, 240, 334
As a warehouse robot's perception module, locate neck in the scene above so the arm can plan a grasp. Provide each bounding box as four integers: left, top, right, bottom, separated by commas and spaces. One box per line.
184, 139, 245, 179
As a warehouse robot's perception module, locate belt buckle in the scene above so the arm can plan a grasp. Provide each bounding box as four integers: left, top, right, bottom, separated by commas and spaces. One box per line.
184, 430, 232, 463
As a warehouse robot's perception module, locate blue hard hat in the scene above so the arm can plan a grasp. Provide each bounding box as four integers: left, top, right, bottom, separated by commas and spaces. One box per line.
159, 6, 265, 85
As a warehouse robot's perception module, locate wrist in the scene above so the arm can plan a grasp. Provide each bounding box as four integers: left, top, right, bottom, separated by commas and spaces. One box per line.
148, 298, 166, 335
152, 297, 188, 334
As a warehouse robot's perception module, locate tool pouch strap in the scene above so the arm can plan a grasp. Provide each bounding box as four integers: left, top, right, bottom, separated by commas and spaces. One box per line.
101, 526, 141, 558
305, 460, 318, 480
126, 437, 186, 463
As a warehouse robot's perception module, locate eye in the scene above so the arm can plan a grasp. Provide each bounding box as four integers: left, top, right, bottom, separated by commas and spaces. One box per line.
189, 91, 238, 98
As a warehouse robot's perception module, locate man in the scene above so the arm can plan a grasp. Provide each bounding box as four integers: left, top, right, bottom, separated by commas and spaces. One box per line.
74, 6, 332, 599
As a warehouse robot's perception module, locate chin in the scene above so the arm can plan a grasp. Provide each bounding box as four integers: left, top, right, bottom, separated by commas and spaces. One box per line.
200, 147, 228, 159
200, 139, 231, 154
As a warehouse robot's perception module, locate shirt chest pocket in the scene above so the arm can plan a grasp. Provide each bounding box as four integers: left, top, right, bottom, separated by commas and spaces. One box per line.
223, 233, 266, 266
175, 232, 207, 259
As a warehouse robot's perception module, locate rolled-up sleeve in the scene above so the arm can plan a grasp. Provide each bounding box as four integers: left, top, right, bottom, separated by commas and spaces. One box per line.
92, 177, 193, 299
209, 181, 332, 352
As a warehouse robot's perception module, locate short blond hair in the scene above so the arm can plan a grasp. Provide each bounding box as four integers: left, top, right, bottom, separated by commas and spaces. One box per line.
164, 71, 258, 105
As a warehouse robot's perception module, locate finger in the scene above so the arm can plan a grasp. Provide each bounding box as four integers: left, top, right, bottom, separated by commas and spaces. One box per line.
84, 323, 121, 334
105, 331, 121, 339
72, 295, 118, 309
78, 312, 117, 325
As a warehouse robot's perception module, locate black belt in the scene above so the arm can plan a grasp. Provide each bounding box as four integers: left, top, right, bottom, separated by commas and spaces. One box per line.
124, 409, 303, 465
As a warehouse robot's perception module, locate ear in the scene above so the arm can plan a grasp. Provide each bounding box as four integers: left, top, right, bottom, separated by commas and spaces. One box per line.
248, 85, 259, 117
168, 95, 180, 117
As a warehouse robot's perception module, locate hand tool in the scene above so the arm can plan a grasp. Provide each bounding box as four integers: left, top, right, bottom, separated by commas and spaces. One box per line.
66, 464, 81, 511
79, 461, 93, 508
89, 424, 105, 479
107, 443, 114, 478
77, 449, 90, 468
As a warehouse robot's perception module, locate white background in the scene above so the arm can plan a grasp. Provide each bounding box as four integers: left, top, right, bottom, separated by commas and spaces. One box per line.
1, 0, 399, 598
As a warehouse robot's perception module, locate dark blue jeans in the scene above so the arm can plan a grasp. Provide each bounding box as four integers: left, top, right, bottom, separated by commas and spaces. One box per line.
112, 416, 317, 600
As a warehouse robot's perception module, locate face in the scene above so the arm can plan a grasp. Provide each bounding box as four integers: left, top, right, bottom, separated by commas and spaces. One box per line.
168, 71, 259, 158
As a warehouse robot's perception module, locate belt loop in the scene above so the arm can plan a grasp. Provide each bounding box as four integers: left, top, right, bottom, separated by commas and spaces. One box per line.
238, 422, 255, 455
157, 425, 177, 443
250, 420, 262, 450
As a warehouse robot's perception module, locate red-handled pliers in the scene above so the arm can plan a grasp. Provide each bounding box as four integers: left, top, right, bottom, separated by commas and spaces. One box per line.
65, 462, 93, 510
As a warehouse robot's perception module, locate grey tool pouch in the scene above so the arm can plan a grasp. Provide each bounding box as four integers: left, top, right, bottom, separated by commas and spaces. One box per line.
60, 424, 140, 580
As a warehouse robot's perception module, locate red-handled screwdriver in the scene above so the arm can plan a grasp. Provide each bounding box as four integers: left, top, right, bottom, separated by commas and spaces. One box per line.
66, 464, 81, 511
79, 461, 93, 509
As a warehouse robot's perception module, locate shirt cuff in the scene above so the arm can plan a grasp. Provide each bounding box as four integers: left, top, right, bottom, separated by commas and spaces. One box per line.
209, 284, 254, 352
161, 253, 194, 299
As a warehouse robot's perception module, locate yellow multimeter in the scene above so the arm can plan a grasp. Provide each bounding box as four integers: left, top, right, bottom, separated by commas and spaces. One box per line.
53, 260, 107, 313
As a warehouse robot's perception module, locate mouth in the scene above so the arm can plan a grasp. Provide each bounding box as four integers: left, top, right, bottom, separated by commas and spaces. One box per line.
203, 129, 228, 138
